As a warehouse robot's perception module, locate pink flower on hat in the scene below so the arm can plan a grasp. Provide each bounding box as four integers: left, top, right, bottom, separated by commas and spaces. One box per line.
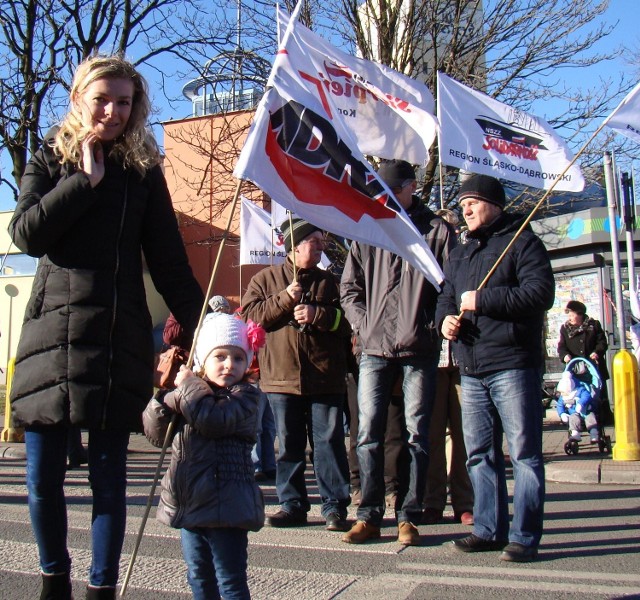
195, 314, 265, 367
246, 319, 266, 353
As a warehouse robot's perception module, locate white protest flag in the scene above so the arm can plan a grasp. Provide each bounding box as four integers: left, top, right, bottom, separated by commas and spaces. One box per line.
438, 72, 585, 192
272, 7, 438, 165
604, 82, 640, 143
239, 196, 287, 265
233, 6, 444, 289
270, 199, 290, 230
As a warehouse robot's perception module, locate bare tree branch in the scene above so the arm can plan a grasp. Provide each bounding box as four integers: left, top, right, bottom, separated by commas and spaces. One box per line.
0, 0, 233, 200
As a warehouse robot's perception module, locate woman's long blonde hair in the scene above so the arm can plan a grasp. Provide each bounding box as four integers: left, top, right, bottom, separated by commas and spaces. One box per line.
54, 55, 161, 176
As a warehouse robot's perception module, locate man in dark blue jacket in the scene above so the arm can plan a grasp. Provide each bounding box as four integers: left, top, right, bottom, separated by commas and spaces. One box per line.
435, 174, 555, 563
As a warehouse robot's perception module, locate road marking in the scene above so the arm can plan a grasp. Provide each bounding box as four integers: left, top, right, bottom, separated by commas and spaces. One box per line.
0, 539, 357, 599
398, 561, 640, 583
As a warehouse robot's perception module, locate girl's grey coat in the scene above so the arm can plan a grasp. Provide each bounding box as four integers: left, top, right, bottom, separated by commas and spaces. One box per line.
143, 378, 265, 531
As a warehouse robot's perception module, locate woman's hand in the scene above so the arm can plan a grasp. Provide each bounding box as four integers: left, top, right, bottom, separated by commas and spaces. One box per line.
81, 134, 105, 188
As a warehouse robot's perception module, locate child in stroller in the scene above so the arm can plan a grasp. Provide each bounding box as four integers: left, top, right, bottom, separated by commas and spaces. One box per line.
556, 357, 611, 455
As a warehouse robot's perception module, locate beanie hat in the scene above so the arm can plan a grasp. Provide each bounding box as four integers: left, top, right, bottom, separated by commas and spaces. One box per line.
557, 371, 575, 395
280, 218, 321, 253
458, 174, 506, 209
194, 313, 266, 369
377, 159, 416, 188
565, 300, 587, 315
208, 295, 231, 314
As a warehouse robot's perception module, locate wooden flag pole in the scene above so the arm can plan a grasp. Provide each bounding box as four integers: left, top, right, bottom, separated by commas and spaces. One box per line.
288, 210, 297, 281
119, 178, 243, 597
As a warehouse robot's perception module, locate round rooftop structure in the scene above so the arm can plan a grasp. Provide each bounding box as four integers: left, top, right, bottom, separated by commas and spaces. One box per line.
182, 49, 271, 117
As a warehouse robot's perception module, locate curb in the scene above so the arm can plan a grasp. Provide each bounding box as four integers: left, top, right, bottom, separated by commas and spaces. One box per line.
0, 444, 27, 459
2, 437, 640, 485
545, 460, 601, 484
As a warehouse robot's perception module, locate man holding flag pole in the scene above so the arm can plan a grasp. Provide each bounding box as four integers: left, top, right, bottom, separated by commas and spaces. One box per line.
436, 174, 555, 562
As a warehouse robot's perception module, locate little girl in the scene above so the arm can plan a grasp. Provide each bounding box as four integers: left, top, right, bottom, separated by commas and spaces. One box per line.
144, 312, 266, 600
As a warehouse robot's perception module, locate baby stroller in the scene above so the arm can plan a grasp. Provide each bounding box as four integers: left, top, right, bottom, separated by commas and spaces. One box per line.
559, 357, 612, 455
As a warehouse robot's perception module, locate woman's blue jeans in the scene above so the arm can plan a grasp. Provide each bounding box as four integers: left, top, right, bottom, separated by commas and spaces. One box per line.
180, 526, 250, 600
25, 425, 130, 586
460, 368, 545, 547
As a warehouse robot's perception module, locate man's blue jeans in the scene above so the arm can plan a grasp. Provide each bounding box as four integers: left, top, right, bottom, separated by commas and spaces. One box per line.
180, 526, 250, 600
268, 393, 350, 518
356, 353, 437, 526
25, 425, 129, 586
460, 368, 545, 547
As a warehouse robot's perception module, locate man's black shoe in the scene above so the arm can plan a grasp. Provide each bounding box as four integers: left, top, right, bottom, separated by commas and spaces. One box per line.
500, 542, 538, 562
325, 513, 350, 532
452, 534, 507, 553
267, 509, 307, 528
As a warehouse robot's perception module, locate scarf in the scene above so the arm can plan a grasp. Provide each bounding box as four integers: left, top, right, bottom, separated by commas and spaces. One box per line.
564, 315, 591, 338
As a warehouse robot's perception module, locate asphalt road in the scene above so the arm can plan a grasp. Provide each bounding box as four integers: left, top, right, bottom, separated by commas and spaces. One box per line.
1, 425, 640, 599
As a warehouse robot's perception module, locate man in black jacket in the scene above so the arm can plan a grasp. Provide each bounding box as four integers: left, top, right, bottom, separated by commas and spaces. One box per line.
436, 174, 555, 563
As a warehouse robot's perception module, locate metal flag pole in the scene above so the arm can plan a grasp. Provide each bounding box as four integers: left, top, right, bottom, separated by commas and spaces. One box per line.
119, 178, 243, 597
605, 152, 640, 462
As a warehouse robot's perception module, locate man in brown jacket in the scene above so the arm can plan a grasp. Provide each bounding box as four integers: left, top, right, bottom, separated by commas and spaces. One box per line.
241, 218, 352, 531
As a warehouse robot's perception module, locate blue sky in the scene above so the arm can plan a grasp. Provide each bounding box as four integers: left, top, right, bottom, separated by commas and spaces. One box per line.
1, 0, 638, 212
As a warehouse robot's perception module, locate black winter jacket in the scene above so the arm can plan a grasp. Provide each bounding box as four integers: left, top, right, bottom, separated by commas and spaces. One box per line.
558, 317, 609, 381
435, 213, 555, 376
9, 129, 204, 431
340, 200, 454, 359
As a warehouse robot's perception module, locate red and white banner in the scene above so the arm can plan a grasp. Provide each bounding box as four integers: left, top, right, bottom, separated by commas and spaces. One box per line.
233, 8, 444, 288
604, 82, 640, 143
239, 197, 286, 265
438, 72, 585, 192
272, 7, 438, 165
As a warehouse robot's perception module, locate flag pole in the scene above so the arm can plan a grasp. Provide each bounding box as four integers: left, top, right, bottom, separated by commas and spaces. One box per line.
438, 159, 445, 210
119, 178, 243, 597
288, 210, 297, 281
457, 119, 610, 319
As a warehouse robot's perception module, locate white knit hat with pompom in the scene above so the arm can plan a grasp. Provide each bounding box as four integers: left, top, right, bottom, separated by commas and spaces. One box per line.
195, 313, 253, 367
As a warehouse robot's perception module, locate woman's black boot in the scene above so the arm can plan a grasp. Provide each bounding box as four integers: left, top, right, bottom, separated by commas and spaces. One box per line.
85, 585, 116, 599
40, 572, 73, 600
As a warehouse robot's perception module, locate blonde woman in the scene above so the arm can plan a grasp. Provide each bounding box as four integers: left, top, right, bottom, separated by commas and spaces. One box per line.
9, 55, 204, 600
